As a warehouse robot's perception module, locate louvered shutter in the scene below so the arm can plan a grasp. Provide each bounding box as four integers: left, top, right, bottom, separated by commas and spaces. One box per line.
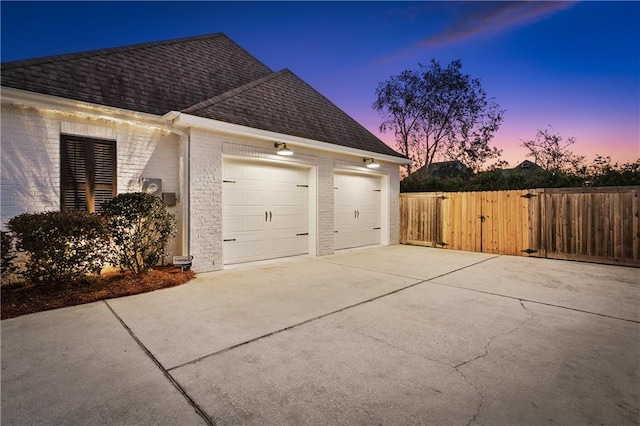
61, 136, 116, 212
91, 140, 117, 212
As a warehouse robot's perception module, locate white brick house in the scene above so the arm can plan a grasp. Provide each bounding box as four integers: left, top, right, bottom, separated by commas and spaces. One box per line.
1, 34, 409, 272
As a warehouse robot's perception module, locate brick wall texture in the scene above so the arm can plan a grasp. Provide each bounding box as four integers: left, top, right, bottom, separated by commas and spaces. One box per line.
2, 104, 401, 274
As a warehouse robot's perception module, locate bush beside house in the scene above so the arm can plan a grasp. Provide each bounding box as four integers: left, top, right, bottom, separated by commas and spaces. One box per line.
6, 211, 110, 284
2, 192, 176, 285
101, 193, 177, 275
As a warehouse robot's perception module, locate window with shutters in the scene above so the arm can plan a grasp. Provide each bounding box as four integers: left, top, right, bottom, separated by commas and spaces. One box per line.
61, 135, 117, 212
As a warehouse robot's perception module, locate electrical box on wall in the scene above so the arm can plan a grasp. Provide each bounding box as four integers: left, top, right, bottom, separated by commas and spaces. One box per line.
141, 178, 162, 196
162, 192, 177, 206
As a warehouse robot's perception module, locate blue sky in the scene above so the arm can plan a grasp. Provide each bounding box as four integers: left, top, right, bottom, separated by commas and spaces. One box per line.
2, 1, 638, 166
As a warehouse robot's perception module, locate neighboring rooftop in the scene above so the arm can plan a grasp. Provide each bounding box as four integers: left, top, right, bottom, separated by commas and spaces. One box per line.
1, 33, 405, 158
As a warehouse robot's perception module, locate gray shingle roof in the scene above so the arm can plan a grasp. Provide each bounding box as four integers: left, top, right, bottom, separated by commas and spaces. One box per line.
183, 69, 404, 157
1, 33, 273, 116
1, 33, 404, 158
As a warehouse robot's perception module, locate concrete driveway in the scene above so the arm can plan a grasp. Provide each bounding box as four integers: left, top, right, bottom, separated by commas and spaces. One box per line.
2, 245, 639, 425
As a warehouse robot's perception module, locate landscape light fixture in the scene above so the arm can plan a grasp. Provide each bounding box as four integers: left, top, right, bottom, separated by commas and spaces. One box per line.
274, 142, 293, 156
364, 158, 380, 169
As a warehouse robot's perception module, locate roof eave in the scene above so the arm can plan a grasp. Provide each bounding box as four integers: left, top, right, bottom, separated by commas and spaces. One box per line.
164, 111, 410, 165
1, 87, 167, 130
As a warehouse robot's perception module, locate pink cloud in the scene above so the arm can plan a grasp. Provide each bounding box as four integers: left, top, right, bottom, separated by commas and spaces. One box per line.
378, 2, 577, 63
420, 1, 577, 49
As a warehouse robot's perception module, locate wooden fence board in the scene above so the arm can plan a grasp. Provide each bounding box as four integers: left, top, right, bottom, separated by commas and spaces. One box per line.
400, 186, 640, 267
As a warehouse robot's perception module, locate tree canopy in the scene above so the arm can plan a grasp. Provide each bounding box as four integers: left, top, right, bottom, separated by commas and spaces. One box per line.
520, 127, 585, 174
373, 59, 504, 175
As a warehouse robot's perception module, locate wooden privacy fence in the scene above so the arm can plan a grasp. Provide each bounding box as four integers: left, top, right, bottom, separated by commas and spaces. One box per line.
400, 186, 640, 267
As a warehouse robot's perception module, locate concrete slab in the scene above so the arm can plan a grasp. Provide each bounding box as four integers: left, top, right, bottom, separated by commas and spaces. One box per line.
169, 283, 527, 425
2, 245, 638, 425
0, 303, 206, 426
171, 281, 639, 425
322, 244, 496, 280
461, 301, 640, 425
107, 256, 421, 369
432, 254, 640, 321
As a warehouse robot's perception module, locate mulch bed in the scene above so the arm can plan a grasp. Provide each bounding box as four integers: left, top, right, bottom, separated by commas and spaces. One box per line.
1, 266, 195, 320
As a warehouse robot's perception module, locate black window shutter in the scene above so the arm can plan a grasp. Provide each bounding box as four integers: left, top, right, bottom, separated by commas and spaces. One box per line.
61, 136, 116, 212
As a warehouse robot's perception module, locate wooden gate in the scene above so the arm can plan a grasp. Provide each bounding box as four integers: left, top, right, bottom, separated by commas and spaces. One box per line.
443, 190, 532, 255
400, 186, 640, 266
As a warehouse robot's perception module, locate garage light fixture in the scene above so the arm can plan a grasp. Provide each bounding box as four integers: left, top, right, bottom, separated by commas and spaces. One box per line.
364, 158, 380, 169
274, 142, 294, 156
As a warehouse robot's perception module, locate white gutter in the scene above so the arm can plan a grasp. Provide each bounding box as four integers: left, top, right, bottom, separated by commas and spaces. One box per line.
166, 111, 411, 165
2, 87, 167, 131
163, 112, 190, 257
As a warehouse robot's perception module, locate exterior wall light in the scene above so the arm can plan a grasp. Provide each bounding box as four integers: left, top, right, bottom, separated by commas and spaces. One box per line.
274, 142, 293, 156
364, 158, 380, 169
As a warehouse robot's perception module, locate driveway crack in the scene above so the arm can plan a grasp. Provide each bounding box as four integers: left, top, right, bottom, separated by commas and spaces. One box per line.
352, 329, 486, 425
354, 300, 534, 426
455, 299, 535, 425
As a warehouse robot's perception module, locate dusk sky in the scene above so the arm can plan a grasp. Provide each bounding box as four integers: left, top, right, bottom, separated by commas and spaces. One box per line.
2, 1, 638, 167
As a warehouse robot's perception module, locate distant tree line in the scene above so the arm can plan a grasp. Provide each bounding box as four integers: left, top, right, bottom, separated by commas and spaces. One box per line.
401, 155, 640, 193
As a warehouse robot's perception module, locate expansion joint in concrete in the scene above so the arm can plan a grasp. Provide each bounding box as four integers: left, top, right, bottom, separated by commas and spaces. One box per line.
103, 301, 216, 426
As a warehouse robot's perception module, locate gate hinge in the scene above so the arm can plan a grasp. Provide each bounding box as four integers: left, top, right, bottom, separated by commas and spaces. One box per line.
521, 193, 537, 198
438, 196, 449, 200
521, 248, 538, 254
437, 241, 449, 247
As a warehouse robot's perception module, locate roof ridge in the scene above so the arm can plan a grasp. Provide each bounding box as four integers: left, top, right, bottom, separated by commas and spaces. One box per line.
1, 33, 228, 69
183, 70, 287, 113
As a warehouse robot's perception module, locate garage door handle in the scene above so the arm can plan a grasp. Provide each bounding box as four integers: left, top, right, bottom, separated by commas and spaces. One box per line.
296, 233, 308, 236
265, 211, 268, 222
223, 239, 236, 242
356, 210, 360, 219
269, 211, 272, 222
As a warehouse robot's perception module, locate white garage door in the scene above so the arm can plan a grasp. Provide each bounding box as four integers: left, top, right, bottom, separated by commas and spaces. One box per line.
334, 172, 381, 250
223, 160, 309, 265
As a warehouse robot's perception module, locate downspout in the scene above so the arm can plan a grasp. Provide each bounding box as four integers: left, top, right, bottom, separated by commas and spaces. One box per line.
163, 114, 190, 257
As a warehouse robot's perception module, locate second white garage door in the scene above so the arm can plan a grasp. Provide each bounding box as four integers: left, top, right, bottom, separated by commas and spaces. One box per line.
334, 172, 382, 250
223, 160, 309, 265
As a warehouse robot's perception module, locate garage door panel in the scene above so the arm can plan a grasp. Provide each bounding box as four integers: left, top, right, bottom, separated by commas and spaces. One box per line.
224, 188, 265, 207
270, 189, 307, 207
271, 234, 308, 256
223, 160, 309, 265
224, 214, 265, 233
224, 162, 267, 181
271, 212, 307, 231
334, 172, 382, 250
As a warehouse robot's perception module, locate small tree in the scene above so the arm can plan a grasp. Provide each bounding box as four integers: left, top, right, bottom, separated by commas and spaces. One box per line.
374, 59, 504, 175
101, 193, 176, 274
6, 211, 110, 283
520, 127, 585, 174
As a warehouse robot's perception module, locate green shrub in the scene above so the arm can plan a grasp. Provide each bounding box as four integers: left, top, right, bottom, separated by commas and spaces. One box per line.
6, 211, 110, 284
101, 193, 176, 274
1, 230, 18, 282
